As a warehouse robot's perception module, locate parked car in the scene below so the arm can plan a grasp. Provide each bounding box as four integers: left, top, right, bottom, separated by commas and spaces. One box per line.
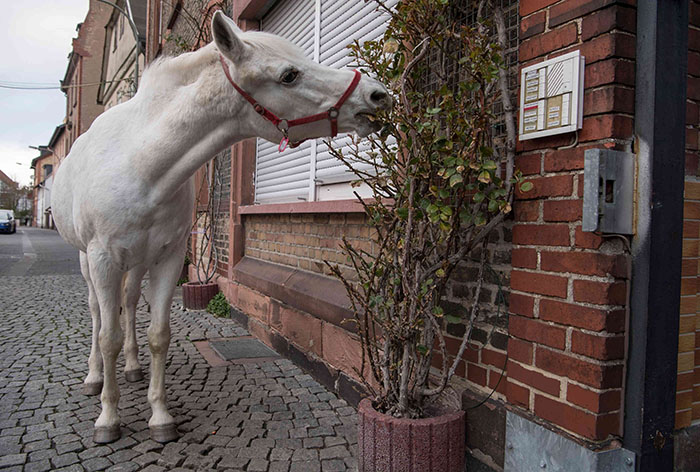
0, 209, 16, 234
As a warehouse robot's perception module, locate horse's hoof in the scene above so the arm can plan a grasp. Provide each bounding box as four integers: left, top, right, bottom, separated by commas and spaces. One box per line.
125, 368, 144, 382
93, 425, 121, 444
150, 424, 178, 443
82, 381, 103, 396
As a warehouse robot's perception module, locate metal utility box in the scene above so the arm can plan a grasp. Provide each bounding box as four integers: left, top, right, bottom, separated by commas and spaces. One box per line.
582, 148, 635, 235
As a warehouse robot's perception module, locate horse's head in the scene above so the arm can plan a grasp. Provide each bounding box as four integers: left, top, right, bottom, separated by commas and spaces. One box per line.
212, 11, 390, 145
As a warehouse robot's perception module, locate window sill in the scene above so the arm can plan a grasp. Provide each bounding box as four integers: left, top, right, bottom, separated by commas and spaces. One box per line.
239, 199, 365, 215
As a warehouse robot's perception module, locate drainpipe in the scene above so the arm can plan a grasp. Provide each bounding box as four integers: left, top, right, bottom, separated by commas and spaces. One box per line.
97, 0, 142, 91
625, 1, 688, 471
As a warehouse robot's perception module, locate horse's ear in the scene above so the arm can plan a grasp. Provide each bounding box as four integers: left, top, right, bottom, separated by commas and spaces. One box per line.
212, 11, 247, 62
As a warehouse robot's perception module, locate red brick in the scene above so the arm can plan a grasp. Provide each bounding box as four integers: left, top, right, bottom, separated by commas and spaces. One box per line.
540, 251, 626, 277
534, 394, 619, 440
521, 10, 546, 39
567, 384, 622, 414
512, 248, 537, 269
536, 347, 624, 388
516, 153, 541, 175
544, 147, 589, 172
571, 331, 625, 360
507, 381, 530, 408
573, 280, 627, 305
549, 0, 633, 28
579, 115, 634, 142
678, 371, 694, 391
520, 23, 578, 62
687, 101, 699, 126
692, 2, 700, 27
508, 360, 561, 396
540, 299, 625, 332
689, 51, 700, 77
686, 152, 699, 177
585, 59, 635, 88
575, 226, 604, 249
509, 293, 536, 318
577, 33, 636, 65
690, 77, 700, 102
516, 175, 574, 200
687, 129, 699, 152
683, 220, 700, 238
482, 349, 507, 369
467, 363, 488, 386
517, 133, 578, 153
521, 0, 558, 16
488, 369, 508, 396
510, 315, 567, 350
513, 224, 571, 247
514, 200, 540, 222
511, 270, 568, 298
543, 200, 583, 222
580, 5, 636, 41
690, 27, 700, 53
583, 86, 635, 116
508, 337, 534, 365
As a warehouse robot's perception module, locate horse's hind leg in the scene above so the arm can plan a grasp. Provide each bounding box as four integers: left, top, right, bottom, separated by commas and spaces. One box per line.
87, 245, 125, 444
123, 266, 147, 382
80, 251, 103, 396
146, 244, 186, 443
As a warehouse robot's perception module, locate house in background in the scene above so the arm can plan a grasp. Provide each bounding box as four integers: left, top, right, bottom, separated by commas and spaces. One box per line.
97, 0, 147, 109
0, 170, 19, 210
60, 0, 111, 154
30, 124, 66, 229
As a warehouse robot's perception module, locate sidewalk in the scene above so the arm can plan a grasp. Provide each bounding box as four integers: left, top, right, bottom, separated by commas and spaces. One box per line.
0, 275, 358, 471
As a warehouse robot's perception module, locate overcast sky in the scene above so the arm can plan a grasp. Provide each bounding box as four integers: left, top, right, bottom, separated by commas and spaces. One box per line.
0, 1, 89, 186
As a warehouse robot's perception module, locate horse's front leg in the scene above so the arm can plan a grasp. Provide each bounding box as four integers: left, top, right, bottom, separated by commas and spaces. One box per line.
87, 246, 125, 444
80, 251, 103, 395
123, 267, 147, 382
146, 243, 186, 443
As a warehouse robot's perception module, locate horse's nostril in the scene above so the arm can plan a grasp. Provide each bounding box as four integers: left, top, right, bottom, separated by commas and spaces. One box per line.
370, 89, 387, 104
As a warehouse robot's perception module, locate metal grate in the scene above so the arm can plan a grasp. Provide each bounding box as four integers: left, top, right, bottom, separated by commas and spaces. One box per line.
210, 338, 279, 360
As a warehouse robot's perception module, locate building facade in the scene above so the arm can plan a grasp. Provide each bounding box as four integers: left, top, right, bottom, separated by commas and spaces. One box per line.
132, 0, 700, 470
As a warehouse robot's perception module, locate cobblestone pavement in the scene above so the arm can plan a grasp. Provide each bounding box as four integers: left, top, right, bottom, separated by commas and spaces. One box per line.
0, 275, 358, 471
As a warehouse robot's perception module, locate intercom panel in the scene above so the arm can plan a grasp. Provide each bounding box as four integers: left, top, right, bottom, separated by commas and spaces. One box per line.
519, 50, 585, 140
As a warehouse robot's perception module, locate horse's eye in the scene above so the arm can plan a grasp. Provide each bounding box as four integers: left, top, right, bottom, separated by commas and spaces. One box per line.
281, 69, 298, 84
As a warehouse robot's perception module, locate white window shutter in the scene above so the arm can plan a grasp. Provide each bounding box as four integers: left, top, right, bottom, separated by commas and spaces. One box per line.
254, 0, 396, 203
255, 0, 315, 204
314, 0, 397, 185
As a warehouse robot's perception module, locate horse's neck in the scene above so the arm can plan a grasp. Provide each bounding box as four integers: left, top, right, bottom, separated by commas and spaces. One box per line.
138, 45, 251, 203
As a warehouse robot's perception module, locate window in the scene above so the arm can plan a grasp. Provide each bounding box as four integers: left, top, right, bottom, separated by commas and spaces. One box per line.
113, 23, 118, 51
254, 0, 397, 204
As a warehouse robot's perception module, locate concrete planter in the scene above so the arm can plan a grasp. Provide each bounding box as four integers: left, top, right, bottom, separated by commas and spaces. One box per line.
357, 398, 465, 472
182, 282, 219, 310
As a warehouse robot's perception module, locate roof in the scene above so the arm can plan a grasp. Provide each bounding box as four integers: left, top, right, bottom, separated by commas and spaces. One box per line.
0, 169, 17, 188
48, 124, 66, 149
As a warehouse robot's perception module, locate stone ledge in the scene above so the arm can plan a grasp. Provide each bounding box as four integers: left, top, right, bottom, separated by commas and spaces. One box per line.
231, 256, 355, 333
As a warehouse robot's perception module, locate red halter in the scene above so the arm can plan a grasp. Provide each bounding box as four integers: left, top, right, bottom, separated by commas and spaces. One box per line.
219, 55, 361, 151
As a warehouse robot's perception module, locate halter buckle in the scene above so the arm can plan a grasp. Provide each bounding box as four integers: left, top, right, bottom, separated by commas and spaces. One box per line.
328, 107, 339, 119
253, 103, 264, 115
277, 119, 289, 134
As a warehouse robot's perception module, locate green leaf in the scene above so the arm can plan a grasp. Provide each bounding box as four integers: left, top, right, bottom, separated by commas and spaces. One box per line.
520, 181, 534, 192
483, 160, 498, 170
416, 345, 429, 355
444, 314, 462, 325
478, 171, 491, 184
473, 192, 485, 203
449, 173, 463, 187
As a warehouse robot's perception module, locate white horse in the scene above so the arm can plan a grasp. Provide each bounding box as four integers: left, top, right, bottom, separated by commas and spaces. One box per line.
52, 11, 389, 444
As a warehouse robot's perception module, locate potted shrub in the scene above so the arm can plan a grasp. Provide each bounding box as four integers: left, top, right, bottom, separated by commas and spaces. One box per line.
326, 1, 523, 470
182, 157, 226, 310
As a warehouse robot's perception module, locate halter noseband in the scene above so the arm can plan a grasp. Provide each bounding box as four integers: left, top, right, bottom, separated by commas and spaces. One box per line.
219, 54, 361, 152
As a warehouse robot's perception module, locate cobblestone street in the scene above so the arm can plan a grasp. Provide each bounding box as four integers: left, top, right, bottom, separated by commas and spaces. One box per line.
0, 272, 358, 471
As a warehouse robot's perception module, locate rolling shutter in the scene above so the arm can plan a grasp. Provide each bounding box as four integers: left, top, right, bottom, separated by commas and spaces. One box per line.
314, 0, 396, 185
255, 0, 395, 202
255, 0, 315, 204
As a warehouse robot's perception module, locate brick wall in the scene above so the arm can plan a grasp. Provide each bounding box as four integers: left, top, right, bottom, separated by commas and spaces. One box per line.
243, 212, 373, 280
507, 0, 635, 442
678, 0, 700, 430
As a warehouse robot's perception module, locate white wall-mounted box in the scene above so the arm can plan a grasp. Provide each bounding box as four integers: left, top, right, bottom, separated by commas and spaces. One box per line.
518, 50, 585, 141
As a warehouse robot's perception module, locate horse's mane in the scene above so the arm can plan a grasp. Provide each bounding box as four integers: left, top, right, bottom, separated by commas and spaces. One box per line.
139, 32, 308, 91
